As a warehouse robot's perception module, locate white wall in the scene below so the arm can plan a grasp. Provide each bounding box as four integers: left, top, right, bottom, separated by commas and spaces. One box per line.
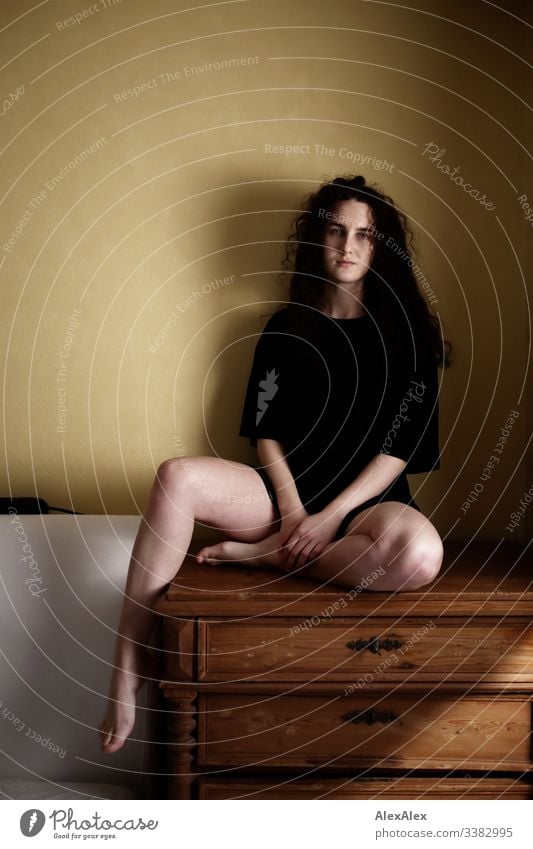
0, 515, 162, 799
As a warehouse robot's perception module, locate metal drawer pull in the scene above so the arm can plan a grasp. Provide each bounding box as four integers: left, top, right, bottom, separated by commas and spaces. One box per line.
342, 708, 399, 725
345, 636, 404, 654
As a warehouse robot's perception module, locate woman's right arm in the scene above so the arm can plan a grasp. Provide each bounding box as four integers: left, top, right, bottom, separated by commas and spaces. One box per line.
256, 438, 308, 567
256, 438, 303, 517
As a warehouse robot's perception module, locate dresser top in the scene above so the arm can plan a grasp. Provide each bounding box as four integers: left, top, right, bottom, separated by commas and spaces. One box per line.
154, 539, 533, 617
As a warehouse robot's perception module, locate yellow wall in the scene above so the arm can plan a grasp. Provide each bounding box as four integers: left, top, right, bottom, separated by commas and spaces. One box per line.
1, 0, 531, 542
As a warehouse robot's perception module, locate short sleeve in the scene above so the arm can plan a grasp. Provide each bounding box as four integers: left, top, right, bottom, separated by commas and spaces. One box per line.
238, 311, 289, 448
378, 344, 441, 474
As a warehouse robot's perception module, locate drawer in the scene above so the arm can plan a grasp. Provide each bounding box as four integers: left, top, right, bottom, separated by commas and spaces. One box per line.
198, 617, 533, 683
197, 775, 533, 800
197, 692, 532, 770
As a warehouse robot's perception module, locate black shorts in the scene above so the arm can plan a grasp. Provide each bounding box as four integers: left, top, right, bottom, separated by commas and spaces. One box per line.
252, 465, 281, 515
251, 465, 420, 541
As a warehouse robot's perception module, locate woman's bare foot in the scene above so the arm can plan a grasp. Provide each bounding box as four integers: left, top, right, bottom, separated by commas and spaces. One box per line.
196, 532, 281, 568
99, 646, 161, 754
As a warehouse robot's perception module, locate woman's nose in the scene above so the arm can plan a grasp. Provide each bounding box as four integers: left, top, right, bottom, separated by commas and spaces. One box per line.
341, 232, 355, 253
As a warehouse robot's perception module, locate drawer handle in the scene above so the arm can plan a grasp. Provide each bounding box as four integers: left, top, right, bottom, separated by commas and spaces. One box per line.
342, 708, 399, 726
345, 636, 403, 655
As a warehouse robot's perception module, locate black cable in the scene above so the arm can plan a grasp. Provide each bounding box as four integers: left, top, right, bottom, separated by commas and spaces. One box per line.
46, 505, 85, 515
0, 498, 85, 515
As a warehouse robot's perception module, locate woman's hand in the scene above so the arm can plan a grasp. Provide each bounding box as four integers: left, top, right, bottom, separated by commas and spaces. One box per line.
278, 509, 341, 573
277, 506, 308, 569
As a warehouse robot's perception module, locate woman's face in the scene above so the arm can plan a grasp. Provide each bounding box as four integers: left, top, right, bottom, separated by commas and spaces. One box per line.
321, 200, 376, 287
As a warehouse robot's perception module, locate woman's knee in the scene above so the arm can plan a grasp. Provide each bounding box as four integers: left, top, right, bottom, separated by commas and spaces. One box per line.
155, 456, 202, 499
391, 534, 444, 590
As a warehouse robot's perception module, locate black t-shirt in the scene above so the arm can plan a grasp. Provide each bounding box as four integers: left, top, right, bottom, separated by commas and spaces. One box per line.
239, 306, 440, 511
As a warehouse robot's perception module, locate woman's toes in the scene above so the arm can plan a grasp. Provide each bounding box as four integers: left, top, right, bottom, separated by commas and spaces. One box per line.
99, 722, 121, 753
101, 733, 125, 754
99, 718, 130, 753
99, 722, 112, 747
196, 545, 215, 564
196, 542, 232, 564
99, 700, 136, 753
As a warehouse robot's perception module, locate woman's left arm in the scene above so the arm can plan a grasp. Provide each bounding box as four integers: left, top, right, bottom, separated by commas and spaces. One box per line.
281, 453, 407, 571
321, 452, 407, 524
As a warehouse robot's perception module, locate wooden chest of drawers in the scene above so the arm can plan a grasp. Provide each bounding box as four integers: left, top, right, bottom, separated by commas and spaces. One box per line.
153, 540, 533, 799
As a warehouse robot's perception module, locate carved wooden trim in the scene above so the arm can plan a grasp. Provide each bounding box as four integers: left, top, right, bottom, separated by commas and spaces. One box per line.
164, 618, 195, 681
164, 686, 197, 800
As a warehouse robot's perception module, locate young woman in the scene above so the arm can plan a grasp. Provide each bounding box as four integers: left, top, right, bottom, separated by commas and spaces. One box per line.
99, 174, 451, 753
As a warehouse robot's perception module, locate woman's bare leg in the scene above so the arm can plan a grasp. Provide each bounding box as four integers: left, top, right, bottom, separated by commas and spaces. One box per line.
99, 456, 279, 753
300, 502, 444, 591
198, 501, 444, 591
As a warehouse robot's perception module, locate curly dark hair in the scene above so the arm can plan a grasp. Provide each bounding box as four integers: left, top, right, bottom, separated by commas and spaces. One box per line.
267, 174, 452, 369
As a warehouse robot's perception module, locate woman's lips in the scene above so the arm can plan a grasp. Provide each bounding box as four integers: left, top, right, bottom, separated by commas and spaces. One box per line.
337, 260, 354, 265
